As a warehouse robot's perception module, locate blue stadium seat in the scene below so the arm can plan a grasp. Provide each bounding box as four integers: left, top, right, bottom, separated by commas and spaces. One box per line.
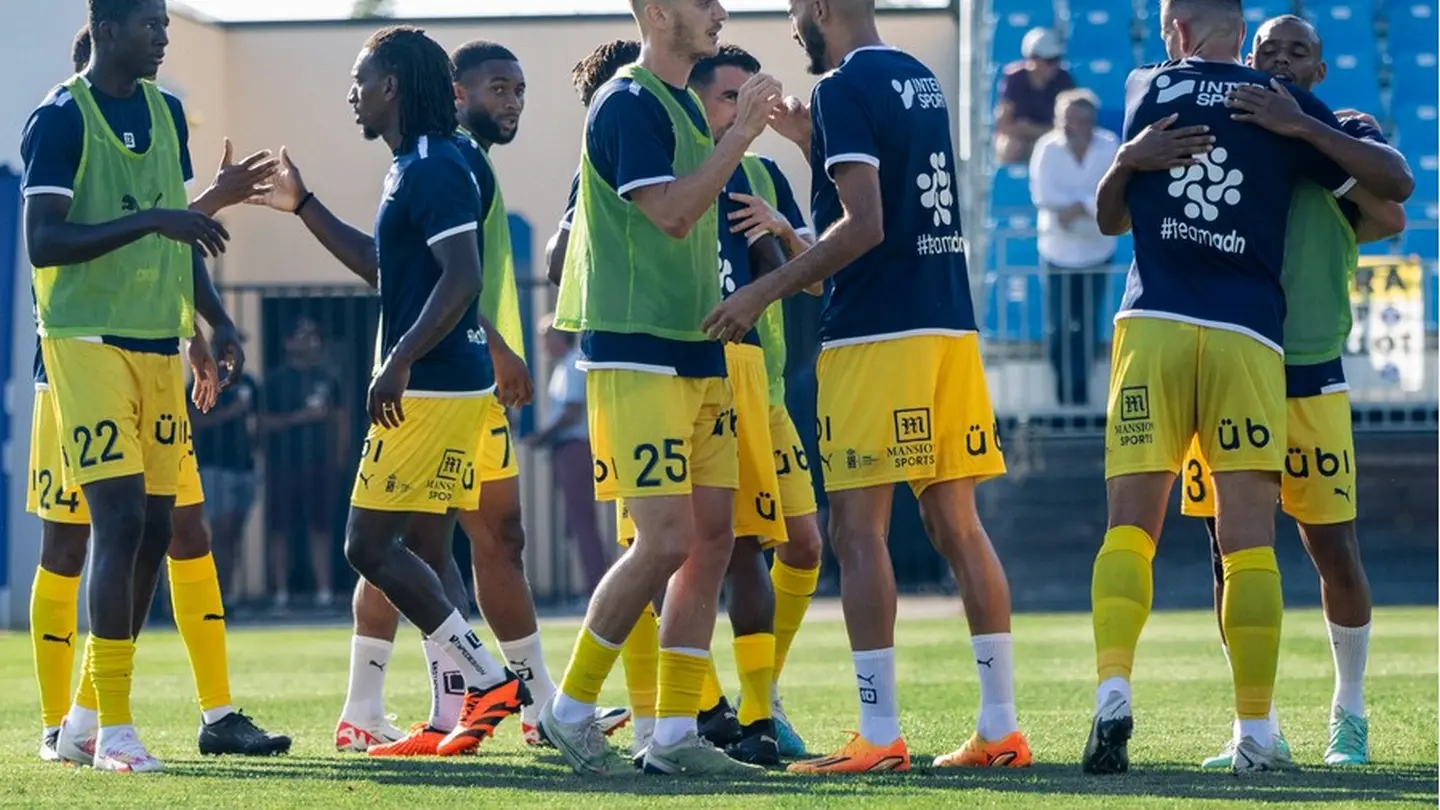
1068, 57, 1128, 108
991, 164, 1033, 211
1004, 234, 1042, 268
1394, 102, 1438, 154
1389, 50, 1439, 105
991, 2, 1057, 67
1243, 0, 1297, 27
1097, 106, 1126, 135
1383, 0, 1436, 56
980, 269, 1046, 341
1403, 225, 1439, 259
1412, 153, 1439, 202
1426, 268, 1438, 331
1139, 32, 1168, 65
1315, 51, 1382, 110
1064, 2, 1134, 55
1306, 0, 1377, 32
1110, 233, 1134, 267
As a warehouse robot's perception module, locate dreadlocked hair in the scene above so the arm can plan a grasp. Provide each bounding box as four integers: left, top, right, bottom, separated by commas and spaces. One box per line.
73, 27, 93, 73
571, 39, 641, 107
364, 26, 457, 142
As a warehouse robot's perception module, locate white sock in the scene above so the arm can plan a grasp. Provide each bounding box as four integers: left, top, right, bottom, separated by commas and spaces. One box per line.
653, 715, 696, 747
633, 715, 656, 742
1236, 703, 1282, 739
770, 681, 782, 704
66, 704, 98, 732
201, 704, 235, 726
1327, 620, 1370, 716
1239, 718, 1271, 744
498, 631, 555, 725
1095, 676, 1131, 715
96, 723, 136, 754
341, 635, 393, 722
853, 647, 901, 746
971, 633, 1019, 740
432, 611, 506, 690
423, 638, 466, 732
552, 692, 594, 725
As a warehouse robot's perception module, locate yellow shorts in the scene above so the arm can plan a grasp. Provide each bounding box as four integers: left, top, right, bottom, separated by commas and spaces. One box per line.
771, 403, 818, 519
40, 338, 186, 495
479, 401, 518, 483
351, 394, 489, 514
1181, 391, 1356, 525
816, 333, 1005, 495
1105, 317, 1285, 479
588, 369, 737, 501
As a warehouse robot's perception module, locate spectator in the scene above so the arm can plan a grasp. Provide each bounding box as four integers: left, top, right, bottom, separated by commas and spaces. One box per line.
261, 317, 346, 610
1029, 88, 1119, 406
526, 314, 606, 593
192, 361, 260, 606
995, 27, 1075, 165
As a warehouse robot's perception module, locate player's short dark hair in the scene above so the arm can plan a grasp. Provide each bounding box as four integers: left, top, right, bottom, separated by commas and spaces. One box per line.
450, 40, 519, 82
364, 26, 457, 142
73, 27, 93, 73
1254, 14, 1322, 55
89, 0, 146, 30
571, 39, 641, 107
689, 44, 761, 89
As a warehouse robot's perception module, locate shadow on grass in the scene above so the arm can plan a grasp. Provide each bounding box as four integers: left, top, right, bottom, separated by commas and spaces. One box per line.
165, 754, 1439, 803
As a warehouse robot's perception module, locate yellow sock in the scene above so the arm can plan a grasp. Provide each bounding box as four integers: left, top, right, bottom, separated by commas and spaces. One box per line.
559, 628, 622, 706
168, 554, 233, 713
734, 633, 776, 726
771, 560, 819, 682
1221, 546, 1284, 720
1092, 526, 1155, 682
30, 568, 80, 728
656, 648, 709, 719
87, 636, 136, 727
621, 604, 659, 719
699, 655, 724, 711
75, 642, 97, 712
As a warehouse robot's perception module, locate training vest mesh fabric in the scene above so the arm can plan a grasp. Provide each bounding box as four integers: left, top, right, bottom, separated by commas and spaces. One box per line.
1281, 181, 1357, 366
34, 76, 193, 339
475, 144, 525, 362
554, 64, 719, 341
740, 153, 788, 406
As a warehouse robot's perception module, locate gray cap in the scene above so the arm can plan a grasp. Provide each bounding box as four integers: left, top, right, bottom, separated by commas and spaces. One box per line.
1022, 27, 1064, 60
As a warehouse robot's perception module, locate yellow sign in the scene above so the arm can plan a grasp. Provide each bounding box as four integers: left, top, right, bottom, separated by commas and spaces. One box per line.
1347, 255, 1425, 392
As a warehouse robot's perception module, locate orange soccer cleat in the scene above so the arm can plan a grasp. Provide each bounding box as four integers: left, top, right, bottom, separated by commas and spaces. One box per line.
367, 723, 447, 757
435, 672, 531, 756
932, 731, 1034, 768
786, 731, 911, 774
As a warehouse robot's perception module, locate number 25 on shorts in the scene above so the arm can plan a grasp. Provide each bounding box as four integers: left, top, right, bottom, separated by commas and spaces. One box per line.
634, 439, 687, 488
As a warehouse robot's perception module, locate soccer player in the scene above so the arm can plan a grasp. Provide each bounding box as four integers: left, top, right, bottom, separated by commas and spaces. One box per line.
22, 0, 259, 772
1085, 0, 1411, 774
1181, 15, 1408, 768
538, 0, 783, 777
26, 21, 288, 766
342, 40, 629, 757
705, 0, 1030, 774
250, 25, 530, 756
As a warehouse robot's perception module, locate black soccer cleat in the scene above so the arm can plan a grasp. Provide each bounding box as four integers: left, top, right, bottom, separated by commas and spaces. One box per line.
697, 696, 743, 748
1081, 706, 1134, 775
198, 710, 292, 756
726, 719, 780, 766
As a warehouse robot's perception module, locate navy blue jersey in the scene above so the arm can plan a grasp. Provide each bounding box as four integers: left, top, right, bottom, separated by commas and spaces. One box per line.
721, 166, 764, 346
374, 135, 493, 393
1117, 60, 1353, 351
560, 167, 579, 230
576, 76, 725, 378
452, 131, 496, 255
754, 154, 810, 236
809, 47, 976, 346
20, 78, 194, 198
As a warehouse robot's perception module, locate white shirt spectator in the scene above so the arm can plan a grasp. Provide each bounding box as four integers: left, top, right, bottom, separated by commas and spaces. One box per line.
545, 347, 589, 444
1029, 127, 1119, 268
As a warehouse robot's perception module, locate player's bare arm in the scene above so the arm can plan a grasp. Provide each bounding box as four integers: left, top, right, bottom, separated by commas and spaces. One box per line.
368, 229, 483, 429
544, 228, 568, 287
249, 147, 378, 287
1226, 80, 1414, 202
1346, 184, 1407, 243
189, 137, 279, 217
186, 329, 219, 414
25, 192, 229, 266
630, 73, 782, 238
481, 315, 534, 408
728, 191, 822, 295
1096, 114, 1214, 235
191, 249, 246, 387
704, 161, 881, 343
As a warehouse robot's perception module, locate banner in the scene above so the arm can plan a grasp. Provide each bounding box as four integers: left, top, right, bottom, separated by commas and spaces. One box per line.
1347, 255, 1426, 392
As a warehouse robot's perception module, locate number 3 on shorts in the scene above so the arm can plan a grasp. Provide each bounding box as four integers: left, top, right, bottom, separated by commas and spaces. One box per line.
634, 439, 687, 488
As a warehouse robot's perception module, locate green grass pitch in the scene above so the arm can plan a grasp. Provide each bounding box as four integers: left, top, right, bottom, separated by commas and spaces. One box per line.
0, 605, 1434, 808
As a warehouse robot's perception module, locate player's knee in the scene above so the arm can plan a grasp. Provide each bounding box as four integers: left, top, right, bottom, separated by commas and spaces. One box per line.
827, 521, 886, 568
91, 498, 147, 553
39, 523, 89, 577
780, 518, 823, 570
167, 506, 210, 560
343, 530, 388, 579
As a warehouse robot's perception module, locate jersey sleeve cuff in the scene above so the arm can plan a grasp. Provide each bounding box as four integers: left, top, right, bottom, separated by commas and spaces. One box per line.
824, 153, 880, 178
1332, 177, 1357, 198
426, 221, 478, 246
23, 186, 73, 199
616, 175, 675, 199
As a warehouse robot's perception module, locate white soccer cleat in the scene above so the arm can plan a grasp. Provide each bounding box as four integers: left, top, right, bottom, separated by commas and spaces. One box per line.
1231, 734, 1296, 773
57, 717, 98, 767
335, 714, 405, 752
93, 728, 164, 774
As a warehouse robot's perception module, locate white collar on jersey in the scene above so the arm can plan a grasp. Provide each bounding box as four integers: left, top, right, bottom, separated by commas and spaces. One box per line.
839, 44, 899, 67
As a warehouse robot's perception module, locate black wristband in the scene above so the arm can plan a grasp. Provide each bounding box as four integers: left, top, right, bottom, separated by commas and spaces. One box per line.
293, 191, 315, 216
